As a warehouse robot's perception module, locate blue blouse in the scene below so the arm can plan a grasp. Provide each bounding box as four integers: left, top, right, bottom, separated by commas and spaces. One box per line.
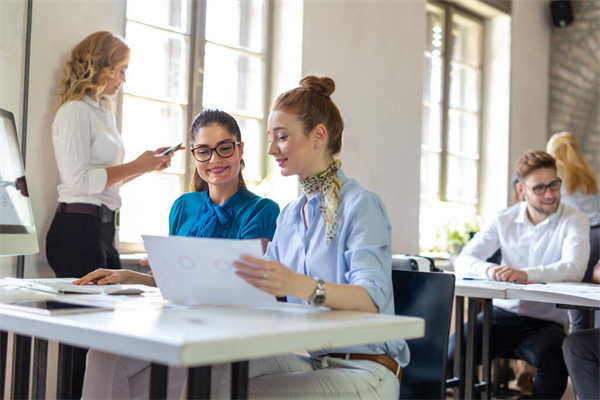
169, 187, 279, 240
264, 169, 409, 367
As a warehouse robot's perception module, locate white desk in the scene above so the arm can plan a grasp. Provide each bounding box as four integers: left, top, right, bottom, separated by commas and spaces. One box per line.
452, 278, 600, 400
0, 285, 424, 399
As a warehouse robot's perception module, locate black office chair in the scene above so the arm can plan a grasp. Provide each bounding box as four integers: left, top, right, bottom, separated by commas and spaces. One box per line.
391, 267, 455, 399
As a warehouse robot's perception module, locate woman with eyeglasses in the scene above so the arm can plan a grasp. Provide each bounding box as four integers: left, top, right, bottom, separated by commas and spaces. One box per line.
547, 132, 599, 333
79, 109, 279, 399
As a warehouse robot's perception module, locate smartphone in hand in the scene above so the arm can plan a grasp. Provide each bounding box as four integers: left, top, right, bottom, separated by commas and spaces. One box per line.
158, 142, 182, 156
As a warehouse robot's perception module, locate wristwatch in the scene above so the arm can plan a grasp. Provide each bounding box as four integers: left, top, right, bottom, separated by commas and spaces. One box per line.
309, 278, 326, 307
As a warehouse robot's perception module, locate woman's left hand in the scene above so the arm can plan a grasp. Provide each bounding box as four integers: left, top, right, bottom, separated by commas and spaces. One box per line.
233, 255, 313, 298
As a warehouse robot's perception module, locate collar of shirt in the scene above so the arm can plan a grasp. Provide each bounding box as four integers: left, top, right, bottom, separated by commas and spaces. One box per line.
83, 95, 100, 109
513, 201, 564, 228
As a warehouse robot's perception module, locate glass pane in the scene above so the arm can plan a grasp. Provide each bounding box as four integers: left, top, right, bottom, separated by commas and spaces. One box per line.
422, 104, 442, 150
426, 5, 445, 53
122, 96, 187, 174
206, 0, 266, 53
126, 0, 191, 33
119, 174, 184, 243
420, 151, 440, 198
202, 43, 265, 116
125, 22, 189, 103
446, 155, 478, 202
236, 117, 263, 182
423, 53, 444, 104
452, 13, 482, 67
447, 109, 479, 156
449, 63, 480, 113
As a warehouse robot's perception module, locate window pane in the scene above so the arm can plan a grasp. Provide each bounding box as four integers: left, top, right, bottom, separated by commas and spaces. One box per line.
452, 13, 482, 67
446, 155, 477, 202
122, 96, 187, 173
126, 0, 191, 33
119, 174, 184, 243
206, 0, 266, 52
236, 117, 263, 182
202, 43, 265, 116
125, 22, 189, 103
422, 104, 442, 150
449, 63, 480, 113
447, 109, 479, 156
423, 53, 444, 104
420, 151, 440, 199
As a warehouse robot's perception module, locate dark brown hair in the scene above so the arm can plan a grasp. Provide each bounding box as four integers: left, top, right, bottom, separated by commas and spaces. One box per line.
516, 150, 557, 181
271, 75, 344, 156
188, 109, 245, 192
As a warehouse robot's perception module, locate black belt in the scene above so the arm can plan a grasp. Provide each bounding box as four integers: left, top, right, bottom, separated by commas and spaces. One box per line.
57, 202, 119, 226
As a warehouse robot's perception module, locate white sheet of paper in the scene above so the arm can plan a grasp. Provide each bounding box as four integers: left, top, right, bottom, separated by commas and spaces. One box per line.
142, 235, 277, 306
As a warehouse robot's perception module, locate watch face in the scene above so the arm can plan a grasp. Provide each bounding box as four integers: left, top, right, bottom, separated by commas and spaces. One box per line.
312, 293, 326, 306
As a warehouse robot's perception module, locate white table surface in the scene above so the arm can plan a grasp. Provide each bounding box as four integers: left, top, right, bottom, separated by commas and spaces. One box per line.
0, 285, 424, 367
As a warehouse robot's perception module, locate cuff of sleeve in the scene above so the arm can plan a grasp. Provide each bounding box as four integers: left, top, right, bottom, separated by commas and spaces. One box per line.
522, 267, 540, 282
88, 168, 108, 194
479, 262, 495, 279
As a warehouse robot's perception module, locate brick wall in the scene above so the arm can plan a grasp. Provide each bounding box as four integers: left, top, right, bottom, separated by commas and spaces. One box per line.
548, 0, 600, 175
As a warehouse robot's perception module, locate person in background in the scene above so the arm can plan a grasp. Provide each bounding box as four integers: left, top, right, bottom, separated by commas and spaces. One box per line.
547, 131, 600, 332
46, 31, 176, 280
562, 258, 600, 400
45, 31, 178, 398
449, 150, 590, 399
79, 109, 279, 399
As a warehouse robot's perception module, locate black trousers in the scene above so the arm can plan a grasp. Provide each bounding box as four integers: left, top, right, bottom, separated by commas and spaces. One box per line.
45, 209, 121, 399
448, 307, 568, 399
46, 211, 121, 278
563, 328, 600, 400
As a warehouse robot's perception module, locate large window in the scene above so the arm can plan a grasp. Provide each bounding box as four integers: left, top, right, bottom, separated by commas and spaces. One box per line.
119, 0, 271, 252
420, 2, 484, 253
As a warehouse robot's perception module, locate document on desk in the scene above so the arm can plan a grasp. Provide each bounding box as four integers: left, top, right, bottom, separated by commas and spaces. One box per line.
515, 282, 600, 302
142, 235, 277, 307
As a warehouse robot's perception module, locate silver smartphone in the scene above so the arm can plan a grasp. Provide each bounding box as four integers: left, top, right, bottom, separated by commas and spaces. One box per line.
159, 142, 182, 156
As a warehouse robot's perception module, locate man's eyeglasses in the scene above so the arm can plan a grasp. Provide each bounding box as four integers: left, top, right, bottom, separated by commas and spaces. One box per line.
190, 141, 240, 162
520, 179, 562, 196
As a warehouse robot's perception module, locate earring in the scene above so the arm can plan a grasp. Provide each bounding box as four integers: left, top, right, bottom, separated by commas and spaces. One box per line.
314, 143, 319, 149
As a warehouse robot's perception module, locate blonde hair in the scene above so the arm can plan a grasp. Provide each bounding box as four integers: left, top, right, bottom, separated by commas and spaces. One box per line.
546, 132, 598, 195
57, 31, 130, 108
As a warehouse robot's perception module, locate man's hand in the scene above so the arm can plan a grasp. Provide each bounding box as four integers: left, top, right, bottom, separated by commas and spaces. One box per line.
487, 264, 528, 283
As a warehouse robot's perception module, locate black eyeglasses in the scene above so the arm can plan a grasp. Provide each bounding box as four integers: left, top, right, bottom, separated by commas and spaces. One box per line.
190, 141, 240, 162
520, 179, 562, 196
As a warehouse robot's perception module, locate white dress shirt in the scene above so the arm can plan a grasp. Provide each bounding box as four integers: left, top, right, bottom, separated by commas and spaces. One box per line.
52, 96, 125, 210
455, 202, 590, 324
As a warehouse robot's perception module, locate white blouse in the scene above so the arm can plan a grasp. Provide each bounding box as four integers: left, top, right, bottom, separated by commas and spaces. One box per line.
52, 96, 125, 210
560, 185, 600, 226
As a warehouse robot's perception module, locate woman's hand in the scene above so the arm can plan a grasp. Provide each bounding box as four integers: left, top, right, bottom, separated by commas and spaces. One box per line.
73, 268, 155, 286
233, 255, 315, 298
133, 150, 171, 173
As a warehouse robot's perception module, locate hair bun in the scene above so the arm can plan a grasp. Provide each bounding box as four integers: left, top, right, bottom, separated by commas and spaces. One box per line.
299, 75, 335, 98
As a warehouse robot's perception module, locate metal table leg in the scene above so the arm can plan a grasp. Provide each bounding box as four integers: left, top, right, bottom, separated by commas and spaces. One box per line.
231, 361, 249, 399
32, 338, 47, 399
465, 298, 480, 399
480, 300, 493, 399
187, 366, 211, 399
150, 363, 168, 399
452, 296, 465, 400
0, 331, 7, 400
57, 343, 73, 399
11, 334, 31, 400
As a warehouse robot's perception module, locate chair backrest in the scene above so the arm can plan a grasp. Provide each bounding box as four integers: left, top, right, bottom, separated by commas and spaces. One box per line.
392, 269, 455, 400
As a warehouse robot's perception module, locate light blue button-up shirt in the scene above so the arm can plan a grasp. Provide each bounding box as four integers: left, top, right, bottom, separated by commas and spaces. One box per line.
264, 170, 410, 366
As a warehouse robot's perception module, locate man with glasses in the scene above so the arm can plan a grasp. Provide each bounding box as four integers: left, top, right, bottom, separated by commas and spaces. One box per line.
450, 150, 590, 399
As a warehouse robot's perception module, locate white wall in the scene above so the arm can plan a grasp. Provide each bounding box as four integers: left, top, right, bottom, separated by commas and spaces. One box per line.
302, 0, 427, 254
509, 0, 551, 178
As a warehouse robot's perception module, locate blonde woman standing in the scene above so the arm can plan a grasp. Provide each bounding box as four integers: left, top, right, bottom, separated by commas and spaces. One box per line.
46, 31, 175, 280
547, 131, 600, 332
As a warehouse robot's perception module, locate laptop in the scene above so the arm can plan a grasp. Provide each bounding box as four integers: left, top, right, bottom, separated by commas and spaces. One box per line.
142, 235, 277, 306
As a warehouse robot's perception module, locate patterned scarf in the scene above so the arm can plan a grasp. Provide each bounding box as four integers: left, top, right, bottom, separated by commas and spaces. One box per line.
299, 160, 342, 244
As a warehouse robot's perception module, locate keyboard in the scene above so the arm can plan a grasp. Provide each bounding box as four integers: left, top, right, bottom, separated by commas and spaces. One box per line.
4, 278, 142, 295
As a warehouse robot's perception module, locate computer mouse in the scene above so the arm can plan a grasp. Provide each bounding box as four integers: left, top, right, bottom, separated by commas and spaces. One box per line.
104, 287, 144, 296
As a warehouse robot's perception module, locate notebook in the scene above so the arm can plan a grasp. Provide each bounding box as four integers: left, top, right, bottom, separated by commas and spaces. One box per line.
142, 235, 277, 306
